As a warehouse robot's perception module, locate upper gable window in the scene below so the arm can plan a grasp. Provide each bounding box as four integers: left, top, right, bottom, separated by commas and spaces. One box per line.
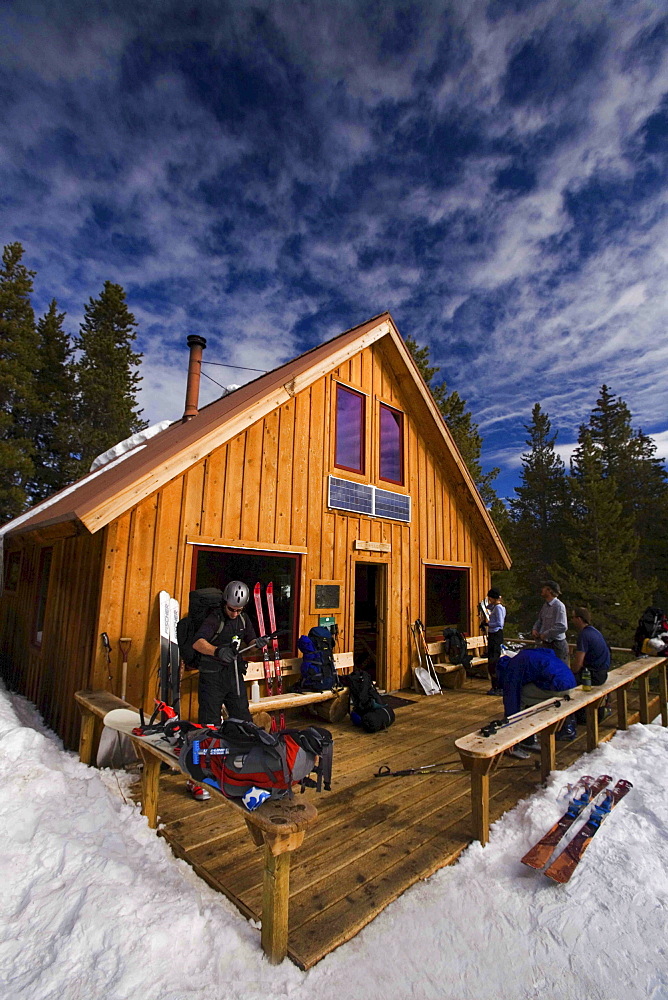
335, 384, 365, 474
379, 404, 404, 485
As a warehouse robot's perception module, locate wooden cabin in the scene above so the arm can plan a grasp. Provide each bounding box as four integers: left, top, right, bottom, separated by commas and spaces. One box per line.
0, 313, 510, 748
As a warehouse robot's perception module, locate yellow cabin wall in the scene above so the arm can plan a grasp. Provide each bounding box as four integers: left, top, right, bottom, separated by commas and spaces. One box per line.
90, 341, 493, 717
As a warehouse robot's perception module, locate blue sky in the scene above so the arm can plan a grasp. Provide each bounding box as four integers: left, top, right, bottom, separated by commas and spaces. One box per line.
2, 0, 668, 499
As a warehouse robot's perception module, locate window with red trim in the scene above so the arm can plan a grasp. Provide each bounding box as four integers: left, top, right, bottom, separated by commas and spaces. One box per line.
379, 404, 404, 484
335, 384, 365, 474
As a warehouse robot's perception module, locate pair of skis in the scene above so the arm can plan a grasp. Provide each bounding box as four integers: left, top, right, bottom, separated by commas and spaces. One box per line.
158, 590, 181, 718
253, 582, 284, 731
521, 775, 632, 883
411, 618, 442, 695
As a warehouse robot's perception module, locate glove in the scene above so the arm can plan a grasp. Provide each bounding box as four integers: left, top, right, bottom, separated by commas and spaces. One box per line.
215, 646, 236, 667
253, 636, 268, 649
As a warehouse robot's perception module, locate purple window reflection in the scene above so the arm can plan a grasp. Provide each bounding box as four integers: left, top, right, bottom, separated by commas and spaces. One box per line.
380, 405, 403, 484
335, 385, 365, 472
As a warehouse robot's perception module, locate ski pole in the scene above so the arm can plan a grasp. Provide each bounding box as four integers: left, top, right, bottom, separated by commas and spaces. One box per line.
479, 696, 570, 737
119, 636, 132, 701
375, 761, 462, 777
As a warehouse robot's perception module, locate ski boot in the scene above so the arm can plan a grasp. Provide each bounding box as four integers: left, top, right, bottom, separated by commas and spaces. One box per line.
186, 780, 210, 802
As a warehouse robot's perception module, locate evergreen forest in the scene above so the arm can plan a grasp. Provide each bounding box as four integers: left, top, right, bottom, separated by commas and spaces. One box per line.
0, 242, 146, 523
407, 340, 668, 648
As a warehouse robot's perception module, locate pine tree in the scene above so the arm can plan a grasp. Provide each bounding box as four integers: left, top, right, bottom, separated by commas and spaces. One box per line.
0, 242, 38, 523
27, 300, 78, 503
556, 428, 648, 645
506, 404, 568, 622
586, 385, 668, 607
405, 335, 498, 504
75, 282, 147, 469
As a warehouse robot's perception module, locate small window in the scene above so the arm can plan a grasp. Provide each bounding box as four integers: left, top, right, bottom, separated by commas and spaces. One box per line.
335, 384, 365, 474
379, 404, 404, 485
4, 551, 21, 592
34, 548, 53, 646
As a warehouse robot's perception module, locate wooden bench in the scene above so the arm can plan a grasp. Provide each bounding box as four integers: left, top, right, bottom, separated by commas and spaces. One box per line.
75, 689, 318, 964
455, 656, 668, 845
426, 635, 489, 688
243, 652, 353, 723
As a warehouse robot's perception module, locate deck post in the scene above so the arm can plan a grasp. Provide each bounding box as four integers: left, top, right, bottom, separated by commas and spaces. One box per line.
657, 662, 668, 728
78, 708, 98, 766
459, 753, 498, 846
539, 723, 558, 781
136, 745, 161, 828
585, 698, 605, 752
261, 847, 291, 964
638, 674, 650, 725
617, 686, 629, 729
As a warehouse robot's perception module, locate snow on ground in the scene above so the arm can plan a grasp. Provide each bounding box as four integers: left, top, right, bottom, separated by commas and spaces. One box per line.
1, 679, 667, 1000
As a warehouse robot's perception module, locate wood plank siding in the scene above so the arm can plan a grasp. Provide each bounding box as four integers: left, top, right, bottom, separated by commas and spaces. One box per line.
0, 530, 104, 748
84, 340, 492, 717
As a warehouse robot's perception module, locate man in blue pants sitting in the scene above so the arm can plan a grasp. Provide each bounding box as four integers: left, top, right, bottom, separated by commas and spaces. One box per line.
496, 648, 577, 758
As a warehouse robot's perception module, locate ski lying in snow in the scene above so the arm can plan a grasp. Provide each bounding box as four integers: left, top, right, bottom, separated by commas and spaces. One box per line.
265, 581, 285, 730
543, 779, 633, 884
159, 590, 171, 706
169, 596, 181, 718
521, 774, 612, 870
254, 582, 276, 732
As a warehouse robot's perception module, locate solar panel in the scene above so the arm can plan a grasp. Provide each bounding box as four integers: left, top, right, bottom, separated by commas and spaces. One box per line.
375, 487, 411, 522
327, 476, 411, 522
328, 476, 374, 515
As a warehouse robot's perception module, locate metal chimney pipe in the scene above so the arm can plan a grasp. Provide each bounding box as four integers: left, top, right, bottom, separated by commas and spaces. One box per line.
182, 334, 207, 421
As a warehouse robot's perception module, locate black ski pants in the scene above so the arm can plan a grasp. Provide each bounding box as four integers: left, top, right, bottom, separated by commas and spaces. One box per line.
487, 630, 504, 684
198, 665, 252, 725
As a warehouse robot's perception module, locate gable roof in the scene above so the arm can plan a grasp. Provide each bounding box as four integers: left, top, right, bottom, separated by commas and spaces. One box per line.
5, 312, 510, 568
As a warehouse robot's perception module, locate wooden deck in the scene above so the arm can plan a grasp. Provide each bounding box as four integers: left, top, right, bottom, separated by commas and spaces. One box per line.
148, 677, 648, 968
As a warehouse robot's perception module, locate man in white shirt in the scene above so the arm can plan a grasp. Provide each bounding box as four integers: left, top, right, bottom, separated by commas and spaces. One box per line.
532, 580, 569, 663
486, 588, 506, 696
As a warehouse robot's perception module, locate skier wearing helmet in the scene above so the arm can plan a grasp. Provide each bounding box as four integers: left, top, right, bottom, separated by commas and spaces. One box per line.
192, 580, 257, 728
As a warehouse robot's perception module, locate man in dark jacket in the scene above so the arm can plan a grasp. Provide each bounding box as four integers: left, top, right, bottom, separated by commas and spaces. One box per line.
496, 647, 577, 755
192, 580, 257, 726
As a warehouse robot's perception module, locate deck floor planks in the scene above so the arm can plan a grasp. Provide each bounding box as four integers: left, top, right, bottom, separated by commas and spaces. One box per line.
151, 677, 637, 968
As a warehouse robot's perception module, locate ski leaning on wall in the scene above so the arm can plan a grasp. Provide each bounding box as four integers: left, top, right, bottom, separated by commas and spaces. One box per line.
169, 596, 181, 717
159, 590, 172, 707
266, 582, 285, 730
254, 582, 277, 732
521, 774, 612, 870
543, 779, 633, 884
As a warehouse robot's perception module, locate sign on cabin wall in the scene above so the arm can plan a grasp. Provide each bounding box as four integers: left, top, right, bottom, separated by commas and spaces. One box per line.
353, 540, 391, 553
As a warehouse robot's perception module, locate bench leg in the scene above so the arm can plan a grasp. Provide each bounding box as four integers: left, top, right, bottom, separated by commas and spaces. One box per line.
617, 687, 629, 730
657, 662, 668, 728
261, 847, 290, 964
459, 753, 498, 846
586, 699, 605, 752
136, 744, 161, 829
540, 724, 558, 781
638, 674, 650, 725
78, 709, 98, 766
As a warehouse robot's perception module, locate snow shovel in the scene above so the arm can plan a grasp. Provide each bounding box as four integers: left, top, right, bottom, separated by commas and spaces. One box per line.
409, 616, 440, 696
415, 619, 443, 694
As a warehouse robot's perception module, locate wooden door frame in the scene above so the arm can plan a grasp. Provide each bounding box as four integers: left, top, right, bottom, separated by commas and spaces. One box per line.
350, 558, 388, 689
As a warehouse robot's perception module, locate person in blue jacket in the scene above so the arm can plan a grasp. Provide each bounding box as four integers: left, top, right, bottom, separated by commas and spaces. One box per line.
496, 647, 577, 756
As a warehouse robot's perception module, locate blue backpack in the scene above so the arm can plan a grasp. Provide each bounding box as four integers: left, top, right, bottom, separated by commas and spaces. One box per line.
297, 627, 340, 692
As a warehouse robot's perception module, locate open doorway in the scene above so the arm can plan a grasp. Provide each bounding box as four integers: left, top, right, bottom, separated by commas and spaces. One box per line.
353, 562, 386, 685
424, 565, 469, 633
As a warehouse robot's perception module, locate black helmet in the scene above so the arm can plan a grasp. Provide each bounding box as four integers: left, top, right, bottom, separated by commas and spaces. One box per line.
222, 580, 250, 609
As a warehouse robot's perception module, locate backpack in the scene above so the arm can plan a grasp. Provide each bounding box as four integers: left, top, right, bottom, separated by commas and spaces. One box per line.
346, 668, 395, 733
177, 718, 334, 800
633, 606, 667, 655
443, 628, 472, 670
296, 626, 340, 692
176, 588, 226, 669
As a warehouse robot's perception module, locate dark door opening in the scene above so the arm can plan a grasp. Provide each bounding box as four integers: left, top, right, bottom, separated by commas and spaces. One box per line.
424, 566, 469, 633
353, 562, 386, 684
192, 547, 300, 656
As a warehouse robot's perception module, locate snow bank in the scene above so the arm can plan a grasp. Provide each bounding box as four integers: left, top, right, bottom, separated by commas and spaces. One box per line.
1, 679, 667, 1000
